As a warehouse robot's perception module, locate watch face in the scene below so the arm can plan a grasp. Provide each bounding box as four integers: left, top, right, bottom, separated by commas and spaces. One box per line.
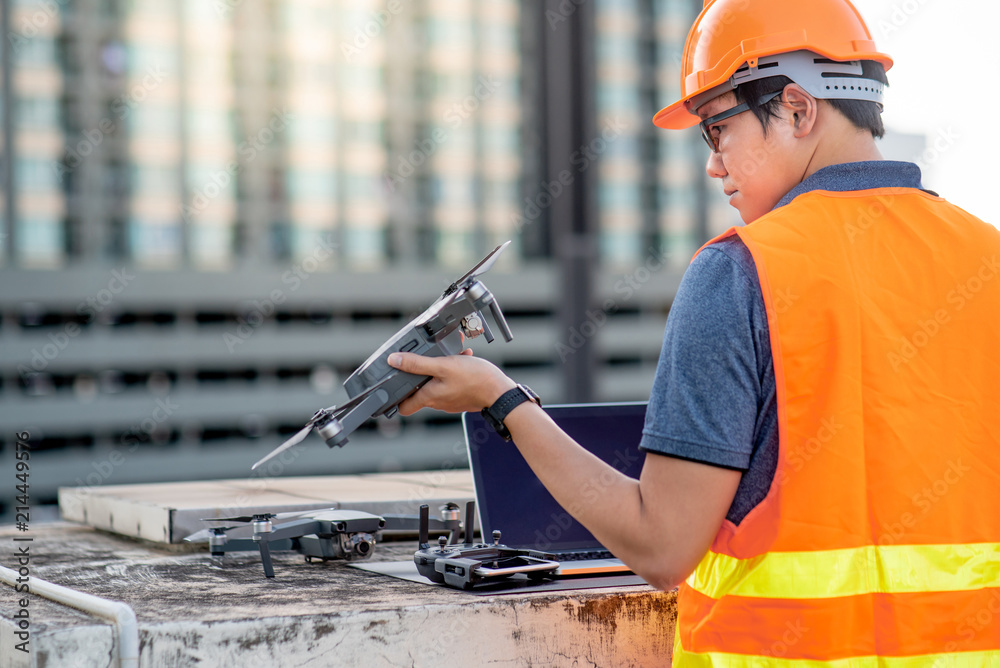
517, 384, 540, 405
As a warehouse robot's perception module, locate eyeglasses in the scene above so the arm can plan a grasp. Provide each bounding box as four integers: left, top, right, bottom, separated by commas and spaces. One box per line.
699, 90, 782, 153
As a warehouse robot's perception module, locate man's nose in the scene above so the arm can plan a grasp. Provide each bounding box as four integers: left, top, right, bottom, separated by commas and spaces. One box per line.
705, 150, 726, 179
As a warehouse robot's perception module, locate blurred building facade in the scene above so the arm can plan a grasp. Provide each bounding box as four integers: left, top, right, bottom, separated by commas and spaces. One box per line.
0, 0, 729, 517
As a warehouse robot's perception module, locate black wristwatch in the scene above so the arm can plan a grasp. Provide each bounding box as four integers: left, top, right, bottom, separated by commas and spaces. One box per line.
481, 384, 541, 441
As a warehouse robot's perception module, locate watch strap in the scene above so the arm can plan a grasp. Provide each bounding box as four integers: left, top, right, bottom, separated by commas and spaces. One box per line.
481, 384, 540, 441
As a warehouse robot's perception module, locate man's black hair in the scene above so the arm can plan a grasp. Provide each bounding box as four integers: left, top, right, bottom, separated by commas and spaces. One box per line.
733, 60, 888, 139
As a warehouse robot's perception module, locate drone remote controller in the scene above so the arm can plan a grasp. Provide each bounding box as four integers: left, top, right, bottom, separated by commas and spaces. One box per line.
253, 241, 514, 470
412, 502, 559, 590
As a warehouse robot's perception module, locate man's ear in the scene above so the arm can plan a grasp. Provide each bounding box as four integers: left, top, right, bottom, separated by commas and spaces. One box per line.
780, 84, 818, 138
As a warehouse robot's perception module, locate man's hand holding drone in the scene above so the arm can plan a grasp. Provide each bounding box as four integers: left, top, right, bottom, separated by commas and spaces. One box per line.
387, 349, 515, 417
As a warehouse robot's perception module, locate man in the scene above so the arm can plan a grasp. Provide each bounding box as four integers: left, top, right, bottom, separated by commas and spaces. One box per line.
390, 0, 1000, 662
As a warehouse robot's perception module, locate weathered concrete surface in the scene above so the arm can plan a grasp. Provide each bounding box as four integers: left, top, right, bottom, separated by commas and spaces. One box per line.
59, 470, 476, 544
0, 523, 676, 667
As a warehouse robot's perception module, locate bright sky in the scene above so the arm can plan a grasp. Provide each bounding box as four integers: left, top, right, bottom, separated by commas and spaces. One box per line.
851, 0, 997, 225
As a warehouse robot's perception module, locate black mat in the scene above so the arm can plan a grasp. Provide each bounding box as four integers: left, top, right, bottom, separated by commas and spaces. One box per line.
351, 560, 648, 595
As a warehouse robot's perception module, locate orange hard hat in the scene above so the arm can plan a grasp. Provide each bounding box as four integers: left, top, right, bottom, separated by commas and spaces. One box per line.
654, 0, 893, 129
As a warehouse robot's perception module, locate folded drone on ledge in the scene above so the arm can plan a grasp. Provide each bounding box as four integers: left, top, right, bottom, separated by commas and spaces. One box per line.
184, 503, 466, 578
252, 241, 514, 471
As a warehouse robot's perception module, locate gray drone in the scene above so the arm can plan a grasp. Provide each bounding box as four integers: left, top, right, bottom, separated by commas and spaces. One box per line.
185, 504, 466, 578
253, 241, 514, 471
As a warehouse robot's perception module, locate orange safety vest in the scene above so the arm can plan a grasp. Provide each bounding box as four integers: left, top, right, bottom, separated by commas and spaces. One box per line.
673, 187, 1000, 665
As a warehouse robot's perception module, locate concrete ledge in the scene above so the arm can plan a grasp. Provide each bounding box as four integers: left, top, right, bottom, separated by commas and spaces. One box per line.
134, 591, 676, 667
0, 523, 675, 666
1, 621, 115, 668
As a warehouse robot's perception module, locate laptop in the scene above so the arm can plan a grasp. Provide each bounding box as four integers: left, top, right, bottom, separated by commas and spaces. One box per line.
463, 402, 647, 576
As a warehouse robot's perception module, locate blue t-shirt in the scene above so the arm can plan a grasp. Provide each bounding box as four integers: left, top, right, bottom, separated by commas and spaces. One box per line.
639, 161, 926, 524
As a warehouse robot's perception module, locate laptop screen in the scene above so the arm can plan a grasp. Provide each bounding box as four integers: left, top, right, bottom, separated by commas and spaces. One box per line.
463, 402, 647, 552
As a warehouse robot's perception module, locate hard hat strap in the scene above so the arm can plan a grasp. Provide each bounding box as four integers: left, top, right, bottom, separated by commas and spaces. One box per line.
690, 50, 886, 113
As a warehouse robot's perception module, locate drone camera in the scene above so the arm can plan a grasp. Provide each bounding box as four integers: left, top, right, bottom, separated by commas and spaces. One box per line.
461, 313, 485, 339
354, 538, 372, 557
336, 531, 377, 561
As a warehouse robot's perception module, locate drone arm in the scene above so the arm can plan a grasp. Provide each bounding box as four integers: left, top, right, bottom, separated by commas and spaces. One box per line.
263, 518, 323, 542
320, 389, 389, 447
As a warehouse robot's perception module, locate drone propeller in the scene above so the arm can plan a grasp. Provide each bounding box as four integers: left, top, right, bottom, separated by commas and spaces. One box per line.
251, 374, 397, 471
251, 420, 317, 470
183, 526, 239, 542
199, 507, 334, 524
442, 241, 511, 297
200, 514, 273, 524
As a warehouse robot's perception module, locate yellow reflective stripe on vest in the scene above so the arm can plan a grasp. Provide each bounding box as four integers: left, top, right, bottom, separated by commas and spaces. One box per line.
672, 647, 1000, 667
687, 542, 1000, 600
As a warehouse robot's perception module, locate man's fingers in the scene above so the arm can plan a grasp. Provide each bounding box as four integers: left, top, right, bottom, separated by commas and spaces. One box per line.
397, 377, 442, 416
388, 352, 434, 374
396, 395, 420, 416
